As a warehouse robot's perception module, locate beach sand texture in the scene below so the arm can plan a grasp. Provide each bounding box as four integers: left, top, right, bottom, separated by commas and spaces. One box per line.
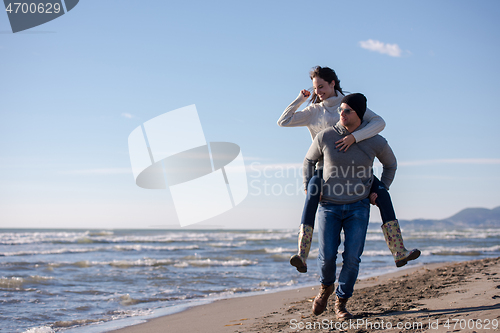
111, 257, 500, 333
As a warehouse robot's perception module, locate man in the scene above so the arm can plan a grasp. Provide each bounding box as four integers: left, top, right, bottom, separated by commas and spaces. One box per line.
303, 93, 397, 319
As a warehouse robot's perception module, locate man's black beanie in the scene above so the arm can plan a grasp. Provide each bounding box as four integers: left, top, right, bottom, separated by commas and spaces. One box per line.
341, 93, 367, 120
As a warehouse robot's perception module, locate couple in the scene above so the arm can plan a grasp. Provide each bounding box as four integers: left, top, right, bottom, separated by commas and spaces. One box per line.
278, 67, 420, 319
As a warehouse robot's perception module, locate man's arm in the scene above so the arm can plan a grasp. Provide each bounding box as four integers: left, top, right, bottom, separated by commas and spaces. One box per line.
376, 142, 397, 189
303, 134, 323, 190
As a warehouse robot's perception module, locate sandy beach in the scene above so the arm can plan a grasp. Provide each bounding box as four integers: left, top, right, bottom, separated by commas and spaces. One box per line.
109, 257, 500, 333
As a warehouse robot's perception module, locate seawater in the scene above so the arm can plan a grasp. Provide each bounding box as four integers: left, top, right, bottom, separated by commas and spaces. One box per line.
1, 227, 499, 332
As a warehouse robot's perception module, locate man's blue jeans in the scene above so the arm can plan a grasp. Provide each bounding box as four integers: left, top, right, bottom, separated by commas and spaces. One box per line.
301, 174, 394, 228
317, 198, 370, 299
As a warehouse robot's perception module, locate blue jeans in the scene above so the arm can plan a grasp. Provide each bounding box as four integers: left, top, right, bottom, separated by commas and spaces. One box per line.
317, 198, 370, 299
301, 175, 395, 227
301, 169, 323, 227
371, 176, 396, 222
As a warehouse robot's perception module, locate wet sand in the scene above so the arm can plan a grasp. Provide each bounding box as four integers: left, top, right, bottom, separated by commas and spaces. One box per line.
110, 257, 500, 333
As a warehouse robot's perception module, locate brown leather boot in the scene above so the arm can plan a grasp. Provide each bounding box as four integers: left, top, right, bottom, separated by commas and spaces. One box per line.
334, 295, 353, 320
312, 284, 333, 315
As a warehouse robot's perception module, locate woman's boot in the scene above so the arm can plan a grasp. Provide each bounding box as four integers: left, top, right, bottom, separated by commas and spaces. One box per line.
382, 220, 420, 267
290, 224, 313, 273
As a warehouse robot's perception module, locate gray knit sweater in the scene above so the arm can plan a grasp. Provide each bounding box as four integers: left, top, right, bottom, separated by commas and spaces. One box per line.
303, 122, 397, 204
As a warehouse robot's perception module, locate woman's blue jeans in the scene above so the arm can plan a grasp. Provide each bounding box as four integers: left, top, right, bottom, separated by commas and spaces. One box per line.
317, 199, 370, 299
301, 174, 395, 228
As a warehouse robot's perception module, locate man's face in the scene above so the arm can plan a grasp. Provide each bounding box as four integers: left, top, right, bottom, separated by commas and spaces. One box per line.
339, 103, 360, 128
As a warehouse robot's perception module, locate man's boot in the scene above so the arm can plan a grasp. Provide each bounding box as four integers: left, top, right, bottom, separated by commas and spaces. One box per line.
382, 220, 420, 267
290, 224, 313, 273
312, 284, 333, 315
334, 295, 353, 320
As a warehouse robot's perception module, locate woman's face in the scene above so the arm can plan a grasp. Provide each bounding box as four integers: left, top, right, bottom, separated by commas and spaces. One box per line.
312, 76, 336, 101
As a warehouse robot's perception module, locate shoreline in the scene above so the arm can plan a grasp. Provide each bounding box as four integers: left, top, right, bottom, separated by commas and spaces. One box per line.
105, 258, 500, 333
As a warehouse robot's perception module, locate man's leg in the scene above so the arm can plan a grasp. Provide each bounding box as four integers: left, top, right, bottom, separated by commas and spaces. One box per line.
317, 202, 342, 286
335, 198, 370, 319
312, 202, 342, 315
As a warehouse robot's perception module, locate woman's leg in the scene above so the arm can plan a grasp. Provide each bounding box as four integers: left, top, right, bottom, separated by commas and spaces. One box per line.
290, 170, 322, 273
371, 176, 396, 223
371, 176, 420, 267
301, 169, 323, 228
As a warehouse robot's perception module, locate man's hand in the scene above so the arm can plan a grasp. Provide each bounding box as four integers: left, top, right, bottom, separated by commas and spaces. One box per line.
369, 192, 378, 205
335, 134, 355, 152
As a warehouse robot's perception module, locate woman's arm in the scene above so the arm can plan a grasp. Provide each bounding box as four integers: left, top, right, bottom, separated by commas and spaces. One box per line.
351, 107, 386, 143
277, 90, 316, 127
336, 107, 386, 152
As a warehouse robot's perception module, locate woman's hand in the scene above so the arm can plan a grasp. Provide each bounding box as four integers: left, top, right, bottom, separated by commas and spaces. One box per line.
369, 192, 378, 205
335, 134, 356, 152
300, 89, 311, 99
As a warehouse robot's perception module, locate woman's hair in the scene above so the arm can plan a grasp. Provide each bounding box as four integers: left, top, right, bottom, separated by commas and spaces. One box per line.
308, 66, 343, 104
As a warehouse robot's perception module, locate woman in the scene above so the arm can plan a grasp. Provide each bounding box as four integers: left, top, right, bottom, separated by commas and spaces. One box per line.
278, 66, 420, 273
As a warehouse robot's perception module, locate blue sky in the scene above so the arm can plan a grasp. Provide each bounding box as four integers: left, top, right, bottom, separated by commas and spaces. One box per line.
1, 0, 499, 229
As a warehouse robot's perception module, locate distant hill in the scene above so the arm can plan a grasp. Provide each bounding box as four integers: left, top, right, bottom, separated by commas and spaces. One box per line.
398, 206, 500, 229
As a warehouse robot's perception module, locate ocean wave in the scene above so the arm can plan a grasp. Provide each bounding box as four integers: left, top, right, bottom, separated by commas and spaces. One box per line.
365, 234, 385, 241
108, 308, 155, 321
86, 231, 114, 237
361, 250, 392, 257
173, 262, 189, 268
2, 255, 260, 270
22, 308, 154, 332
108, 258, 175, 268
73, 260, 92, 268
270, 253, 291, 261
425, 244, 500, 256
112, 244, 200, 252
0, 275, 54, 289
1, 247, 102, 257
243, 233, 296, 241
62, 257, 258, 268
119, 294, 141, 306
0, 230, 300, 247
3, 229, 499, 247
258, 280, 297, 288
115, 293, 192, 306
1, 244, 200, 257
234, 247, 296, 255
400, 228, 500, 240
207, 241, 247, 248
187, 259, 258, 267
53, 318, 102, 328
22, 327, 55, 333
0, 231, 89, 245
264, 247, 296, 254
